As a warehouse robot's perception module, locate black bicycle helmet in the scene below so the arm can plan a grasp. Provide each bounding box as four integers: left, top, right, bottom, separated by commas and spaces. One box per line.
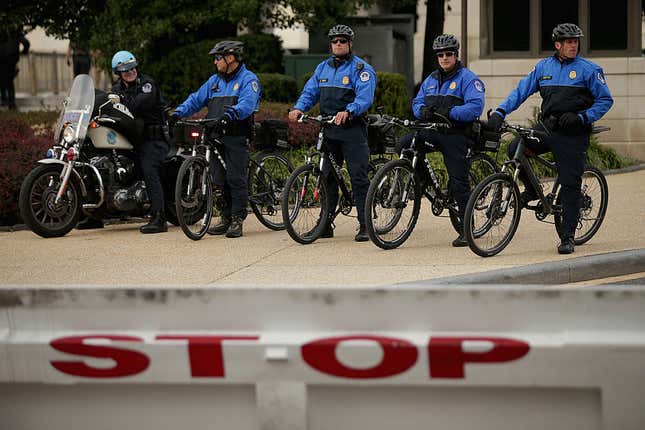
328, 24, 355, 40
551, 23, 584, 42
209, 40, 244, 59
432, 34, 460, 52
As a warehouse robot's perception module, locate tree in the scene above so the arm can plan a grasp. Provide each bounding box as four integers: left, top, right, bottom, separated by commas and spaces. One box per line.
422, 0, 446, 78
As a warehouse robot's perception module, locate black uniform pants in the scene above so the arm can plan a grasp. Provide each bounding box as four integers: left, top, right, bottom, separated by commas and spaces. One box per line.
211, 135, 249, 220
396, 130, 472, 221
323, 136, 370, 226
507, 129, 590, 240
0, 56, 18, 107
137, 139, 168, 213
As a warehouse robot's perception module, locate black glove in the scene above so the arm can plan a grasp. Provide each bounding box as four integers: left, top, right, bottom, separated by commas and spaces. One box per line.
558, 112, 583, 133
421, 106, 450, 123
168, 113, 180, 128
420, 106, 434, 121
487, 110, 504, 132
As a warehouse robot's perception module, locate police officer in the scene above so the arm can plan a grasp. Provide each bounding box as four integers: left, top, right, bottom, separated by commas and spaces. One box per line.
171, 41, 261, 238
487, 23, 613, 254
111, 50, 169, 234
288, 24, 376, 242
396, 34, 485, 247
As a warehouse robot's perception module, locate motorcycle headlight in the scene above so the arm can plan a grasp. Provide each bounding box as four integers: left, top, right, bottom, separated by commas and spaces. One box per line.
63, 125, 76, 144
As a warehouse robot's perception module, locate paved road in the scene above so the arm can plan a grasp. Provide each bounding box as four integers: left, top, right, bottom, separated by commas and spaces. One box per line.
1, 169, 643, 287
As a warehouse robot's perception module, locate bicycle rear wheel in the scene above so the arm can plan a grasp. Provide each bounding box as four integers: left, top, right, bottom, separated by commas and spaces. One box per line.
464, 173, 522, 257
281, 164, 330, 244
248, 150, 294, 231
175, 157, 213, 240
365, 159, 421, 250
554, 165, 608, 245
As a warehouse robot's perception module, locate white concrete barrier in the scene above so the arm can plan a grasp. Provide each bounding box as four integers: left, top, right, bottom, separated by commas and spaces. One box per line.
1, 286, 644, 430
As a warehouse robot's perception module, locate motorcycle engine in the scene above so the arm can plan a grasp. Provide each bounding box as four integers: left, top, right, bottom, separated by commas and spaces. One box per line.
90, 155, 149, 213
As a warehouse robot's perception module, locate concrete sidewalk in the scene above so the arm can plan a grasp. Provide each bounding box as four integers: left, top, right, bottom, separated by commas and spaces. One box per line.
1, 169, 644, 287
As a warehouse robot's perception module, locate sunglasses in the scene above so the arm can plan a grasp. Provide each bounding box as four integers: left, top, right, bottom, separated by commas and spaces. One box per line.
436, 51, 455, 58
331, 38, 349, 45
213, 55, 224, 61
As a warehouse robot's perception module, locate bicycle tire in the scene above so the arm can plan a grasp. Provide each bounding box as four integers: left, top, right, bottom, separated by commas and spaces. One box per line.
464, 173, 522, 257
248, 150, 294, 231
281, 163, 330, 244
554, 165, 608, 245
447, 152, 499, 234
175, 157, 213, 241
365, 159, 422, 250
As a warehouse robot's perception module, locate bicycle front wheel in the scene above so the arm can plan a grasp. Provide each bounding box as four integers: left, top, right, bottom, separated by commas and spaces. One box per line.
249, 150, 294, 231
554, 165, 608, 245
175, 157, 213, 240
365, 159, 421, 250
281, 164, 329, 244
464, 173, 521, 257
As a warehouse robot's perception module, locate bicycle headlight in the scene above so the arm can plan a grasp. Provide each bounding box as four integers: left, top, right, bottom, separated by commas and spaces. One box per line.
63, 124, 76, 144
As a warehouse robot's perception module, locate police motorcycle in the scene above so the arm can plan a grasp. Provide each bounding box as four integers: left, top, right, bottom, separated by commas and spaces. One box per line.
19, 74, 192, 238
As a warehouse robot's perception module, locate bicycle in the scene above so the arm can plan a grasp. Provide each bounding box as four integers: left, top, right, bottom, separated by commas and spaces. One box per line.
364, 115, 499, 250
174, 118, 293, 240
281, 114, 379, 244
463, 122, 609, 257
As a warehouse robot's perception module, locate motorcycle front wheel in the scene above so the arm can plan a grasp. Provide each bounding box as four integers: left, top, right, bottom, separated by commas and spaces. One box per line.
19, 163, 82, 238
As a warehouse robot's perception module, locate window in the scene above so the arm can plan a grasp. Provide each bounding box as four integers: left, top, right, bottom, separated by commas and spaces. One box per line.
483, 0, 641, 57
493, 0, 530, 51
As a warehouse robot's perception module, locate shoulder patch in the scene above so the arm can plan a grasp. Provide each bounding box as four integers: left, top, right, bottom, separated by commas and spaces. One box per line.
359, 71, 370, 82
356, 62, 364, 71
596, 72, 606, 85
473, 80, 484, 92
251, 80, 259, 92
142, 82, 152, 94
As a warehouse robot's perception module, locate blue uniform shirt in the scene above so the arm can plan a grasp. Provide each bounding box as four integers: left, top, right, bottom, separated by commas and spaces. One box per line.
413, 64, 485, 125
498, 54, 613, 124
175, 63, 261, 122
295, 55, 376, 141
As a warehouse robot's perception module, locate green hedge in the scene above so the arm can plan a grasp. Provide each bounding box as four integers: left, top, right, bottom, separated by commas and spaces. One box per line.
257, 73, 298, 103
146, 34, 284, 106
298, 71, 410, 118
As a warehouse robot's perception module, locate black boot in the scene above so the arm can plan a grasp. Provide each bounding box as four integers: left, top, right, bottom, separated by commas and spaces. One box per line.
354, 224, 369, 242
557, 237, 575, 254
208, 216, 231, 235
321, 220, 334, 238
140, 211, 167, 234
225, 216, 243, 238
77, 217, 104, 230
452, 233, 468, 247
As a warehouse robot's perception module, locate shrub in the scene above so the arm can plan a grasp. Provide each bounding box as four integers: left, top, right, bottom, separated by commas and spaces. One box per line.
146, 34, 284, 106
257, 73, 298, 103
0, 116, 52, 225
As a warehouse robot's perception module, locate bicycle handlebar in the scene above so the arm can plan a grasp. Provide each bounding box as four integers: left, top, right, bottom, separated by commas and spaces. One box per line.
368, 113, 451, 130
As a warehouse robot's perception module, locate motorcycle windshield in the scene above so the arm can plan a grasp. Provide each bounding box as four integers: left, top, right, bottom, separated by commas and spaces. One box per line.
55, 74, 95, 144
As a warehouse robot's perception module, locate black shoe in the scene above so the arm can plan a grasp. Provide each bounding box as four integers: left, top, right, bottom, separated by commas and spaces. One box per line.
140, 211, 168, 234
208, 216, 231, 235
321, 221, 334, 238
354, 224, 369, 242
77, 217, 104, 230
520, 189, 539, 208
557, 237, 575, 254
225, 216, 243, 238
452, 233, 468, 247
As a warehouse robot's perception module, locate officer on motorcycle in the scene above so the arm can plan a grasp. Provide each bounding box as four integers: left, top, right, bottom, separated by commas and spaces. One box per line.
487, 23, 613, 254
288, 24, 376, 242
170, 40, 261, 238
395, 34, 485, 247
109, 50, 169, 234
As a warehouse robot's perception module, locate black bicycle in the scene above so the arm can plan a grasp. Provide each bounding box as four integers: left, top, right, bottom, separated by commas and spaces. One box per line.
463, 123, 609, 257
365, 115, 499, 250
175, 118, 293, 240
281, 114, 385, 244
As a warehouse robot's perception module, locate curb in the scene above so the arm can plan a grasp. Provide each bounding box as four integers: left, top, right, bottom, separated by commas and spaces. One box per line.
414, 248, 645, 285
